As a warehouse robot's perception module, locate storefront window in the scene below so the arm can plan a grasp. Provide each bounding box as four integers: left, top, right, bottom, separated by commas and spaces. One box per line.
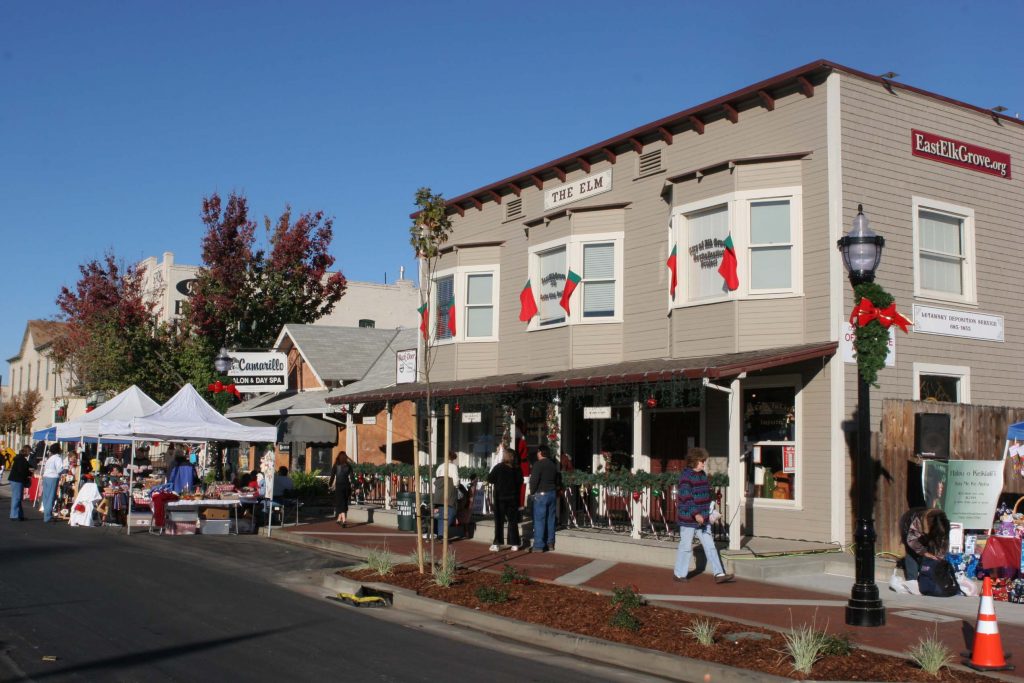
461, 405, 500, 469
599, 406, 634, 472
743, 386, 796, 501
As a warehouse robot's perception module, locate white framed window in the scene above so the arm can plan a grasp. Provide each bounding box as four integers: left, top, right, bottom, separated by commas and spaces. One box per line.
913, 363, 970, 403
671, 187, 802, 307
431, 266, 500, 344
537, 243, 568, 327
742, 375, 802, 509
912, 197, 976, 305
464, 272, 495, 339
528, 232, 623, 330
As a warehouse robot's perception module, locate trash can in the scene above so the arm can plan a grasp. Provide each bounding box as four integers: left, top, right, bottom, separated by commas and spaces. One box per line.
397, 492, 416, 532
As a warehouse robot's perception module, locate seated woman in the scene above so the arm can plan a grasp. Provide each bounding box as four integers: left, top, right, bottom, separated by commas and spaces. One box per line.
899, 507, 950, 580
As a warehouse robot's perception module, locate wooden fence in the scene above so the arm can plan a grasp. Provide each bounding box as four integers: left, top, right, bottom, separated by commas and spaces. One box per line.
875, 400, 1024, 554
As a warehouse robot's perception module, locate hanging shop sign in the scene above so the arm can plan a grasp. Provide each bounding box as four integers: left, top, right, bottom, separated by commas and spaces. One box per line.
461, 412, 482, 424
396, 349, 417, 384
543, 169, 613, 211
911, 130, 1011, 179
912, 305, 1004, 342
841, 323, 895, 367
584, 406, 612, 419
226, 351, 287, 393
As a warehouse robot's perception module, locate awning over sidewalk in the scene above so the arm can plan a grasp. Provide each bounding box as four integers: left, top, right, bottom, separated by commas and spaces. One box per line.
326, 341, 837, 404
277, 415, 338, 444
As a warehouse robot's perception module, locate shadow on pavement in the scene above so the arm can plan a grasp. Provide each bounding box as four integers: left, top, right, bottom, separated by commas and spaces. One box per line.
24, 624, 314, 680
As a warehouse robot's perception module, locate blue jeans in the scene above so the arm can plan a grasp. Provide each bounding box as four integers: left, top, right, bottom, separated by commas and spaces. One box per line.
42, 477, 59, 522
9, 481, 25, 520
434, 505, 456, 536
674, 525, 725, 578
532, 490, 556, 550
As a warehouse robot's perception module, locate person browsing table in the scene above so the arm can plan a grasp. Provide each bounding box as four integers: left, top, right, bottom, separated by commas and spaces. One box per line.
529, 446, 559, 552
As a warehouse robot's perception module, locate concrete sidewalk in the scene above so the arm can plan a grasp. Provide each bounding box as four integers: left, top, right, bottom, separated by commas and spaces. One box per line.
279, 518, 1024, 680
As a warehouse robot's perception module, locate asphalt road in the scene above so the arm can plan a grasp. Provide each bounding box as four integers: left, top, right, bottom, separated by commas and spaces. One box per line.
0, 488, 667, 683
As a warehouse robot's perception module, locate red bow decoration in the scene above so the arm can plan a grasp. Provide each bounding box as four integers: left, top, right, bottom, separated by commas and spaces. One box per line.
849, 298, 912, 333
207, 381, 241, 399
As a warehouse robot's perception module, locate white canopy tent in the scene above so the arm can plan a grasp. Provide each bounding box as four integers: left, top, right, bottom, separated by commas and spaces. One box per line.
56, 385, 161, 440
100, 383, 278, 533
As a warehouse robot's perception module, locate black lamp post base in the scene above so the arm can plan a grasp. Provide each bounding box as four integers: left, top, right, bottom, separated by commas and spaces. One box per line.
846, 602, 886, 627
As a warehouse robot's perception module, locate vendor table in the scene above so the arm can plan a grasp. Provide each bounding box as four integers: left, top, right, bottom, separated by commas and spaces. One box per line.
164, 498, 261, 535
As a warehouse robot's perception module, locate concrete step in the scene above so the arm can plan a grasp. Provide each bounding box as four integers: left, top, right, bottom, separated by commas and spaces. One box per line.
344, 504, 896, 582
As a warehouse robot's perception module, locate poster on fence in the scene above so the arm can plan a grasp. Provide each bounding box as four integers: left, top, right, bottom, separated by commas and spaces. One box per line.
922, 459, 1003, 529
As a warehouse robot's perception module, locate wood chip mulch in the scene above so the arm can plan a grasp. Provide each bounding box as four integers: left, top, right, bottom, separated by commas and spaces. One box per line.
343, 564, 1000, 682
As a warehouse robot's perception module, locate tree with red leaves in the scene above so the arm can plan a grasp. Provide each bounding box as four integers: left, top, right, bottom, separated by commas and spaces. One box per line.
187, 192, 346, 351
53, 253, 158, 395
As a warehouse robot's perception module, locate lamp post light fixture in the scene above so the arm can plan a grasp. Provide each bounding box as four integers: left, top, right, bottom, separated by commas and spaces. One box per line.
837, 204, 886, 628
213, 347, 234, 374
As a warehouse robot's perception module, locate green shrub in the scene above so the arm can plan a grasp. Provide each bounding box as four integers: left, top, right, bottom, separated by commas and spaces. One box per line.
682, 617, 719, 646
500, 564, 531, 585
779, 623, 829, 674
475, 585, 510, 604
433, 549, 458, 587
611, 584, 646, 609
365, 546, 395, 577
291, 469, 329, 500
821, 632, 853, 657
610, 606, 641, 631
907, 631, 953, 676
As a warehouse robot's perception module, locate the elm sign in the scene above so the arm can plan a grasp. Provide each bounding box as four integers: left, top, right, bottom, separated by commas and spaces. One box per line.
226, 351, 287, 393
911, 130, 1011, 179
543, 170, 613, 210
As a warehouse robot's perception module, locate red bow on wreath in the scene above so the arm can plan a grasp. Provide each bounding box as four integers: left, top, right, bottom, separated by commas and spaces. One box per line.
207, 380, 241, 399
849, 298, 912, 333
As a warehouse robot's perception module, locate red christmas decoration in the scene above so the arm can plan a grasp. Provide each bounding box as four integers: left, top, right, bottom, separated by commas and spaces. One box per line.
645, 396, 658, 409
632, 491, 641, 502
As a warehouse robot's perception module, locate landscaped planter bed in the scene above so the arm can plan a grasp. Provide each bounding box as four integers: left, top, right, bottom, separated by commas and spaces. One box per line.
343, 564, 999, 682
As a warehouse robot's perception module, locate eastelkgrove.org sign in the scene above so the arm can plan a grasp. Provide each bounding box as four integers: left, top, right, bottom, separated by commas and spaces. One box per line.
911, 129, 1011, 179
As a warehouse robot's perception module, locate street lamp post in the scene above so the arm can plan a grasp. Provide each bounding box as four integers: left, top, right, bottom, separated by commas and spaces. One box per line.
837, 204, 886, 628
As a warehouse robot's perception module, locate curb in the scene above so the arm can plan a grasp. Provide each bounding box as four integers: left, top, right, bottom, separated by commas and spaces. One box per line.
275, 529, 1019, 683
322, 572, 788, 683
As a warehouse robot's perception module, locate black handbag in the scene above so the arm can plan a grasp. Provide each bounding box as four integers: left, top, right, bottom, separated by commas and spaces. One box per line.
918, 557, 959, 597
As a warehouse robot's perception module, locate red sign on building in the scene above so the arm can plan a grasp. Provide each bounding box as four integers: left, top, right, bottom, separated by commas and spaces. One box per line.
912, 129, 1011, 179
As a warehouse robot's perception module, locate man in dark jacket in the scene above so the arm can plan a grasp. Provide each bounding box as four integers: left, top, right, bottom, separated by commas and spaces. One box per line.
529, 446, 559, 552
8, 446, 34, 521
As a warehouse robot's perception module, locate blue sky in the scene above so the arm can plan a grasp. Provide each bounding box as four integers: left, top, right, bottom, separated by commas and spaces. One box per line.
1, 1, 1021, 382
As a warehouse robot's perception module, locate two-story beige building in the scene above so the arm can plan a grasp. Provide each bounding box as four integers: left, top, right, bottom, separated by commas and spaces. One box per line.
287, 60, 1022, 548
5, 320, 84, 445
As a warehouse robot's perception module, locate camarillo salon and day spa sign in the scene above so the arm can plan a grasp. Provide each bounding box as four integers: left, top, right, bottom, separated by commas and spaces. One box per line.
912, 129, 1011, 179
226, 351, 287, 393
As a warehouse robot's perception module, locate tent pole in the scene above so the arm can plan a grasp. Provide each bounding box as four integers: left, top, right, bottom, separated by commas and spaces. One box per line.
126, 440, 136, 535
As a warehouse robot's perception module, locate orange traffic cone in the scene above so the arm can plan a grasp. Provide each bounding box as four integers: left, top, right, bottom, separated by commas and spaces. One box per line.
963, 576, 1014, 671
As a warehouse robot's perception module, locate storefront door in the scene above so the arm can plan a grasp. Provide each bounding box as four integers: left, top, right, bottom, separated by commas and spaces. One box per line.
649, 410, 700, 473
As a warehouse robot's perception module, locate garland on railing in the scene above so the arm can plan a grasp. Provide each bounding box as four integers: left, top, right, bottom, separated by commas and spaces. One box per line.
563, 469, 728, 495
849, 282, 912, 387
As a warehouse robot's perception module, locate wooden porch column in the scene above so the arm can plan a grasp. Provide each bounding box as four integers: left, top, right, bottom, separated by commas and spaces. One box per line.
385, 403, 393, 509
728, 377, 743, 551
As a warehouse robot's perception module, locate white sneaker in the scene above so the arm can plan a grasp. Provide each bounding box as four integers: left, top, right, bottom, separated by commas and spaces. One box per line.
489, 544, 500, 552
510, 545, 519, 552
